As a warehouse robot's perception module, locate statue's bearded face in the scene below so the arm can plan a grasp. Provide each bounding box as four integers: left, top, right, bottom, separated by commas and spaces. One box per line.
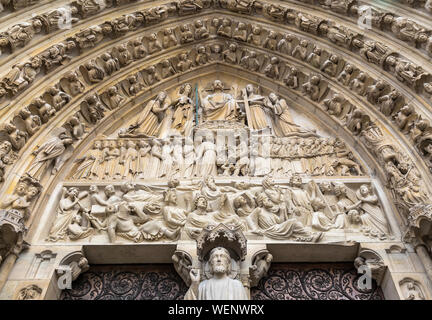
210, 248, 230, 275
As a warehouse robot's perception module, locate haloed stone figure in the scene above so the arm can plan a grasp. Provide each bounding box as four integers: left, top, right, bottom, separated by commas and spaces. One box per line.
185, 247, 248, 300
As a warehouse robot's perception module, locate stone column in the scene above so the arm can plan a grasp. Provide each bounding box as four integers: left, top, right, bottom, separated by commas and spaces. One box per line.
414, 244, 432, 283
0, 247, 20, 292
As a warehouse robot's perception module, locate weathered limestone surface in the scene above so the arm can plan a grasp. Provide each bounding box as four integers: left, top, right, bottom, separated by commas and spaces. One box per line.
0, 0, 432, 300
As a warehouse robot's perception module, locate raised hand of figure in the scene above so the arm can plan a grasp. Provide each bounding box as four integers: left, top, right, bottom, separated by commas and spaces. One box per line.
190, 268, 200, 284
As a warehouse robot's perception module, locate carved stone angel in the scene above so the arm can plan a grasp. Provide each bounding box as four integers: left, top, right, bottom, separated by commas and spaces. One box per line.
263, 56, 280, 79
302, 75, 322, 101
16, 107, 41, 136
222, 43, 238, 64
394, 105, 417, 134
194, 20, 209, 40
349, 72, 367, 96
337, 64, 354, 86
2, 122, 28, 150
45, 87, 71, 111
171, 83, 194, 136
378, 89, 400, 116
80, 94, 107, 124
102, 86, 126, 110
147, 33, 162, 54
81, 60, 105, 83
283, 66, 299, 89
233, 22, 247, 42
195, 45, 209, 66
99, 53, 120, 76
60, 71, 85, 97
129, 38, 147, 59
345, 109, 371, 135
366, 81, 386, 105
31, 98, 56, 123
323, 92, 350, 119
265, 92, 314, 136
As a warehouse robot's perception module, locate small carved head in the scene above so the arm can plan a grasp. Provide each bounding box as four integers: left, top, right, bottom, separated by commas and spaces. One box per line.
212, 80, 224, 91
67, 187, 79, 199
348, 209, 361, 224
163, 188, 177, 204
359, 184, 371, 196
194, 195, 208, 210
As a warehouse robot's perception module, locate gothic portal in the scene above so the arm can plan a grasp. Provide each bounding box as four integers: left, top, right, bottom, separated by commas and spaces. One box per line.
0, 0, 431, 301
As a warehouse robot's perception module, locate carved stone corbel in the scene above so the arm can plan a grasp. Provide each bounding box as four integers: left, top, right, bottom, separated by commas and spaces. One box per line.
172, 250, 193, 287
354, 249, 387, 286
55, 251, 89, 284
249, 249, 273, 287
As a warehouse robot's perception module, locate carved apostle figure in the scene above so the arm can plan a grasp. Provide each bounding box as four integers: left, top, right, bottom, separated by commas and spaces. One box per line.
202, 80, 238, 121
184, 247, 248, 300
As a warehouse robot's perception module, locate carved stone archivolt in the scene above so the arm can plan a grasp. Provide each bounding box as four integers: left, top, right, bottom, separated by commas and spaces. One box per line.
0, 15, 430, 197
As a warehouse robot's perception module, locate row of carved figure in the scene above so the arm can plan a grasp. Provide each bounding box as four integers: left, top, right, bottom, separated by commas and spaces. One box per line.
0, 0, 138, 54
1, 0, 432, 102
0, 0, 41, 14
1, 15, 431, 149
2, 0, 432, 64
289, 0, 432, 54
47, 176, 392, 243
378, 0, 432, 14
1, 17, 431, 174
0, 49, 427, 229
0, 66, 427, 231
70, 135, 363, 181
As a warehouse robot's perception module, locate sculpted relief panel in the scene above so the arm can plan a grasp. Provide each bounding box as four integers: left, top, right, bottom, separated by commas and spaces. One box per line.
47, 177, 392, 244
1, 1, 432, 301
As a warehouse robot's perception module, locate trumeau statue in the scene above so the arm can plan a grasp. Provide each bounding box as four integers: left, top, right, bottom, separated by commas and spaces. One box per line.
184, 247, 248, 300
